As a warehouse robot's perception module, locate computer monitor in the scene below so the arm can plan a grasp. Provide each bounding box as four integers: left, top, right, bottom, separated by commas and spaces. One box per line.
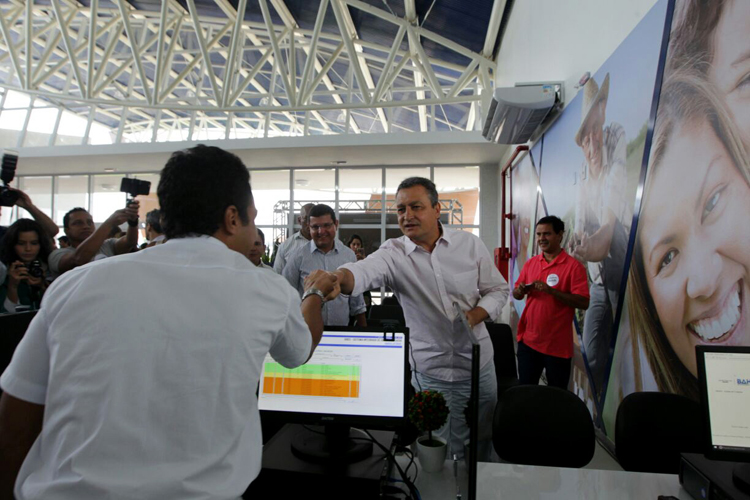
696, 345, 750, 493
258, 326, 409, 464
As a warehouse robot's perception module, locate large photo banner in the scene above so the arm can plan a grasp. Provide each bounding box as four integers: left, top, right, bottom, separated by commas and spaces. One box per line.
510, 0, 669, 428
603, 0, 750, 433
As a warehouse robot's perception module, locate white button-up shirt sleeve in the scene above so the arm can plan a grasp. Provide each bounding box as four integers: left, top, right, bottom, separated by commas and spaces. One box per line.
340, 247, 394, 297
475, 240, 509, 321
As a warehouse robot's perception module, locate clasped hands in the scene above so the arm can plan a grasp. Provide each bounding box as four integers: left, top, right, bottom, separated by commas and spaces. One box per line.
303, 270, 342, 302
514, 280, 553, 297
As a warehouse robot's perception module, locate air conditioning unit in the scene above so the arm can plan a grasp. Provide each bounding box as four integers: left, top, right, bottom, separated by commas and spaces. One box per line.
482, 83, 562, 145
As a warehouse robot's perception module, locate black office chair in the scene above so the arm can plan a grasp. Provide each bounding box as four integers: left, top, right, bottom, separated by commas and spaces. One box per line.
367, 304, 405, 327
493, 385, 595, 468
615, 391, 704, 474
381, 295, 400, 307
485, 322, 519, 397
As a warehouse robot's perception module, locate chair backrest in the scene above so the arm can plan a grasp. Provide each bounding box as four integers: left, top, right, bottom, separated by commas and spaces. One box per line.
493, 385, 595, 468
485, 322, 519, 397
615, 391, 703, 474
368, 305, 405, 326
381, 296, 400, 307
485, 323, 517, 380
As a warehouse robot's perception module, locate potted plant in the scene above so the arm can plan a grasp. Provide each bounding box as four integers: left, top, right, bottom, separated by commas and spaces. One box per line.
408, 389, 449, 472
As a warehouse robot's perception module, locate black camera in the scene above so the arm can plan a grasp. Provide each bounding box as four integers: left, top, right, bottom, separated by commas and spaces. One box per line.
120, 177, 150, 227
26, 259, 44, 279
0, 150, 20, 207
120, 178, 151, 198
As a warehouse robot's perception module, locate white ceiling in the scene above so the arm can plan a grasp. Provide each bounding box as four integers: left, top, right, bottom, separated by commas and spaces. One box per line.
15, 130, 509, 175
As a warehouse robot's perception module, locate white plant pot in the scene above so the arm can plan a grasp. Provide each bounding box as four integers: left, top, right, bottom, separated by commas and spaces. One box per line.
416, 436, 447, 473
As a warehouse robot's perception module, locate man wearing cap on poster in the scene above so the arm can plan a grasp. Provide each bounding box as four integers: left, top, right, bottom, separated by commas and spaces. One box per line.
571, 73, 629, 394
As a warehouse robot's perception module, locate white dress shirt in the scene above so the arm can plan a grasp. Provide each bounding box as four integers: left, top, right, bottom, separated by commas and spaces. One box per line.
283, 239, 366, 326
0, 236, 312, 500
272, 231, 310, 274
340, 228, 509, 381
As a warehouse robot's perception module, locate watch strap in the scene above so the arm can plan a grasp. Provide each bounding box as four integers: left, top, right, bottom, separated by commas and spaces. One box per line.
302, 287, 326, 306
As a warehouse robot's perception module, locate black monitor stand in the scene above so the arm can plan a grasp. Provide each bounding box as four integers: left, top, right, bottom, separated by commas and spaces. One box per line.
246, 424, 394, 499
290, 424, 373, 464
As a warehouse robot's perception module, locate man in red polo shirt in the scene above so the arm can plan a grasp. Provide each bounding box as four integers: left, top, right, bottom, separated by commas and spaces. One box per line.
513, 216, 590, 389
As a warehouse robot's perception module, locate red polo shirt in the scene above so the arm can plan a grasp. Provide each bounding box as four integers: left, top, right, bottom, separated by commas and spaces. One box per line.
517, 250, 589, 359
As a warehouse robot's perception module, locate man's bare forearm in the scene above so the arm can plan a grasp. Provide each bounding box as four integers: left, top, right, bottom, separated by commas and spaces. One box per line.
24, 204, 59, 238
549, 289, 590, 310
114, 225, 139, 255
301, 295, 325, 362
334, 268, 354, 295
58, 222, 116, 273
0, 394, 43, 500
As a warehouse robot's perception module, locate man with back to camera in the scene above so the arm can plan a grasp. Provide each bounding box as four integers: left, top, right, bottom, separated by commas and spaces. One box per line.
327, 177, 509, 460
145, 208, 166, 246
248, 228, 273, 270
283, 204, 366, 327
0, 145, 340, 500
514, 216, 590, 389
47, 204, 141, 280
272, 202, 314, 274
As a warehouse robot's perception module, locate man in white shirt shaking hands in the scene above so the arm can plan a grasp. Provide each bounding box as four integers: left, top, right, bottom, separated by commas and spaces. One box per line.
0, 145, 339, 500
331, 177, 509, 460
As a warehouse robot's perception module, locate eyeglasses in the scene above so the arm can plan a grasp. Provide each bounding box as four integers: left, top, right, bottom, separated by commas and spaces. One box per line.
310, 222, 335, 231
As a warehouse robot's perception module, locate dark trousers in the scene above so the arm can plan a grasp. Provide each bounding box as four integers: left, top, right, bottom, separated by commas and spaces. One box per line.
517, 341, 572, 390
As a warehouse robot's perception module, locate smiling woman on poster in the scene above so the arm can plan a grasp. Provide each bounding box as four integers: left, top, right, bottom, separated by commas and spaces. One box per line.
628, 70, 750, 399
669, 0, 750, 152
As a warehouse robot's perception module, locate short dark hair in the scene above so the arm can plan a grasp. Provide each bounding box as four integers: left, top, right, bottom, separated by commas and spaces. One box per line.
157, 145, 252, 239
146, 209, 163, 234
299, 203, 315, 222
57, 235, 69, 244
396, 177, 439, 206
536, 215, 564, 234
0, 218, 53, 266
308, 204, 336, 223
257, 228, 265, 245
63, 207, 88, 229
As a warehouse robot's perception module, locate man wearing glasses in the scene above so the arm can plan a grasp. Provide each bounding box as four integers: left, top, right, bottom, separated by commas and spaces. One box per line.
283, 204, 367, 327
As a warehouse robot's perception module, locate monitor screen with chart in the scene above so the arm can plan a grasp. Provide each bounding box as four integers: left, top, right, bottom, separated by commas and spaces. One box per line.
258, 326, 409, 429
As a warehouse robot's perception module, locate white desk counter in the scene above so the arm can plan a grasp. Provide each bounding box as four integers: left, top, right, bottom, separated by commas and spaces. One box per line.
475, 462, 692, 500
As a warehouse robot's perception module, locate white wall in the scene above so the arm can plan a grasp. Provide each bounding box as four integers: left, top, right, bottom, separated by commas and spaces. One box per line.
495, 0, 660, 106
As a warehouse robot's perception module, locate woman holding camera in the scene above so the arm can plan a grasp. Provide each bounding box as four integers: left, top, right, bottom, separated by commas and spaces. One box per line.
0, 218, 52, 313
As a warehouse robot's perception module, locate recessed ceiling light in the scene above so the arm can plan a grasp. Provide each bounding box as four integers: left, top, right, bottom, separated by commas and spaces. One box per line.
104, 168, 116, 172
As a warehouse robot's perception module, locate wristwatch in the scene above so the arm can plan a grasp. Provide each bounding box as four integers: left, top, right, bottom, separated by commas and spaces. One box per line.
302, 287, 326, 306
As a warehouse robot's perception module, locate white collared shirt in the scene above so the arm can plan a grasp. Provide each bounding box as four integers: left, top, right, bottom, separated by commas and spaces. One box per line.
272, 231, 310, 274
340, 228, 509, 381
1, 236, 312, 500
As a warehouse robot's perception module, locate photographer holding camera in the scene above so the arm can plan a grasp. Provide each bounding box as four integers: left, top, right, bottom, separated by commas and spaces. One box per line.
48, 202, 140, 280
0, 188, 60, 245
0, 219, 53, 313
0, 151, 59, 246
